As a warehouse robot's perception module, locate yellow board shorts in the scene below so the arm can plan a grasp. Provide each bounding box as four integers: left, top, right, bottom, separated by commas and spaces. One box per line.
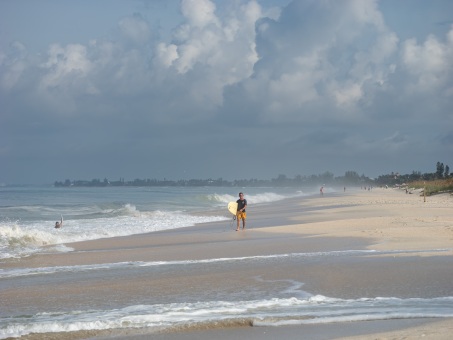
237, 211, 247, 220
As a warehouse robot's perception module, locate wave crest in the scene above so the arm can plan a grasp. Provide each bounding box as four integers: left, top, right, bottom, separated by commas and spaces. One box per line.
207, 192, 292, 205
0, 223, 58, 259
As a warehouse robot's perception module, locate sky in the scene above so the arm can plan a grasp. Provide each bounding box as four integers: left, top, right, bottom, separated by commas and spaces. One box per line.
1, 0, 452, 185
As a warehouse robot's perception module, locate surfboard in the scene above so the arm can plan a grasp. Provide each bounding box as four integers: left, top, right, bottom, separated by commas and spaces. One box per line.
227, 201, 238, 215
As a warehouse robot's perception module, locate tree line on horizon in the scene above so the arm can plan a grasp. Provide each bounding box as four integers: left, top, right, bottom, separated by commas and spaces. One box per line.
54, 161, 451, 188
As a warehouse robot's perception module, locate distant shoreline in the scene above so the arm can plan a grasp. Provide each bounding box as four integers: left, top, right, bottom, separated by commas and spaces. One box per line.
52, 176, 370, 188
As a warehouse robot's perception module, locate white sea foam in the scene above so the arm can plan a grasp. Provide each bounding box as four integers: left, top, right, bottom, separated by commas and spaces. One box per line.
1, 296, 453, 339
0, 210, 227, 259
208, 191, 305, 205
0, 250, 371, 278
4, 249, 451, 279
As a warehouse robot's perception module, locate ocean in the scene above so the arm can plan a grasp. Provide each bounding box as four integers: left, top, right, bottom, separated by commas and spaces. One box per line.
1, 185, 452, 339
0, 185, 304, 260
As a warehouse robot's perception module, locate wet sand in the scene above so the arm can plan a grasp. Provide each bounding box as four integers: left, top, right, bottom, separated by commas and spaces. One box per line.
3, 188, 453, 339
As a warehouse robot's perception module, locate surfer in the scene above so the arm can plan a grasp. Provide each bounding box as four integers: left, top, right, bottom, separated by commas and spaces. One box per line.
236, 192, 247, 231
55, 215, 63, 229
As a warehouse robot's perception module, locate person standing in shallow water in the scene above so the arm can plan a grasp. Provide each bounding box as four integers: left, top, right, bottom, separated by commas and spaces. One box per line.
236, 192, 247, 231
55, 215, 63, 229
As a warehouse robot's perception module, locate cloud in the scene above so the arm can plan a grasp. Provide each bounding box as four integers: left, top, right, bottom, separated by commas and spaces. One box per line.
151, 0, 262, 111
118, 13, 152, 44
156, 42, 178, 67
40, 44, 93, 89
440, 131, 453, 146
252, 0, 401, 120
1, 0, 452, 183
181, 0, 219, 28
1, 1, 451, 125
0, 41, 28, 91
402, 25, 453, 94
3, 0, 407, 121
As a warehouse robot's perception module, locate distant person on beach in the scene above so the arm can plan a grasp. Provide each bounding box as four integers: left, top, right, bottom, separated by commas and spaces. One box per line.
320, 186, 324, 196
236, 192, 247, 231
55, 216, 63, 229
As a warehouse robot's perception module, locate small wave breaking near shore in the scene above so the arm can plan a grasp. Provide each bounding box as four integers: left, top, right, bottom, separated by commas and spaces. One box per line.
2, 295, 453, 339
0, 208, 226, 259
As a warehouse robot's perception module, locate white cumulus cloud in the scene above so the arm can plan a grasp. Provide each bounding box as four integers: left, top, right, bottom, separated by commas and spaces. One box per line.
402, 25, 453, 94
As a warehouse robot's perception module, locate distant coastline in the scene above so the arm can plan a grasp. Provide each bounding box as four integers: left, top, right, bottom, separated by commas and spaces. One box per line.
53, 172, 371, 188
54, 163, 452, 189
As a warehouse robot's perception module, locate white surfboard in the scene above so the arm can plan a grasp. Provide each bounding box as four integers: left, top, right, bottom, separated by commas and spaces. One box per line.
227, 201, 238, 216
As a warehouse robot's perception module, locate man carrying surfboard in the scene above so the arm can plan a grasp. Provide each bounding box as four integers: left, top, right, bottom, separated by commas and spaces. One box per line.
236, 192, 247, 231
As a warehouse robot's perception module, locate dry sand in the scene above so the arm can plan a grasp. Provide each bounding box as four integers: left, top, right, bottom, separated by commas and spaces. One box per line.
4, 187, 453, 339
264, 187, 453, 256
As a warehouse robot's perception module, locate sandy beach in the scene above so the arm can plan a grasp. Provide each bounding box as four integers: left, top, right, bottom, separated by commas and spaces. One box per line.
2, 187, 453, 339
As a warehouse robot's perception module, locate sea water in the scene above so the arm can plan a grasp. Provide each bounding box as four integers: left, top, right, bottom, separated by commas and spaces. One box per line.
0, 185, 304, 260
2, 250, 453, 338
1, 185, 453, 339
